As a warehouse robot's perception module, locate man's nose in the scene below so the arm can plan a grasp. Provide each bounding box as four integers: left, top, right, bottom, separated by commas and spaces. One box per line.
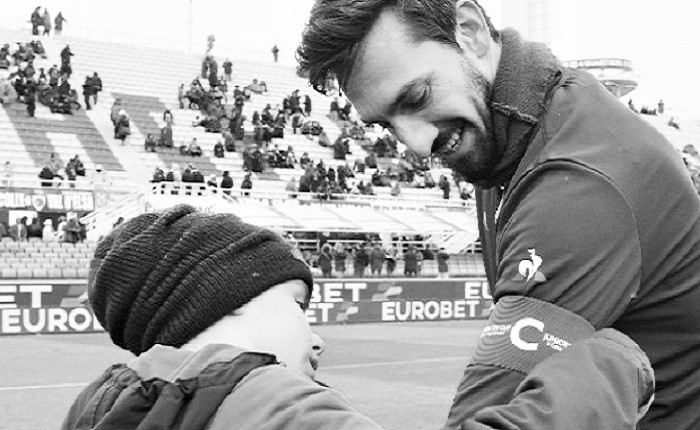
311, 332, 326, 356
392, 117, 438, 159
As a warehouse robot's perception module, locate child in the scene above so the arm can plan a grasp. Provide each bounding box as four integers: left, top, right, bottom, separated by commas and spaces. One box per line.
62, 205, 653, 429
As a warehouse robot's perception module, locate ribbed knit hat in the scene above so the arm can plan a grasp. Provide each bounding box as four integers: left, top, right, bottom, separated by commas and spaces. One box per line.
88, 204, 313, 356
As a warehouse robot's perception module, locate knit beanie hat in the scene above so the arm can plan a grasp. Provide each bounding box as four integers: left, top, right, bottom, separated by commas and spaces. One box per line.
88, 204, 313, 356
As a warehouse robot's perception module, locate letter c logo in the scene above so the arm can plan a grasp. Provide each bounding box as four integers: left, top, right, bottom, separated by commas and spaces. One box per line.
510, 317, 544, 351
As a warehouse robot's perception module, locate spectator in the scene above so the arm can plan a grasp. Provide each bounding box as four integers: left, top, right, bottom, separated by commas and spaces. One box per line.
42, 219, 55, 242
424, 171, 435, 188
90, 72, 102, 105
437, 247, 450, 279
0, 222, 7, 239
60, 45, 73, 65
385, 244, 398, 277
214, 140, 225, 158
459, 180, 474, 200
54, 12, 67, 35
304, 94, 312, 116
1, 161, 11, 188
25, 82, 36, 117
658, 99, 665, 115
144, 133, 157, 152
181, 165, 194, 183
65, 160, 77, 188
9, 217, 27, 242
192, 168, 205, 183
188, 138, 203, 157
27, 217, 42, 239
404, 246, 417, 277
353, 158, 365, 174
82, 75, 94, 110
206, 174, 218, 189
158, 121, 173, 148
30, 7, 42, 36
223, 58, 233, 81
46, 153, 64, 179
286, 176, 298, 198
271, 44, 279, 62
415, 248, 424, 277
241, 173, 252, 196
353, 243, 369, 278
300, 152, 311, 170
333, 243, 347, 277
439, 175, 451, 199
318, 243, 333, 278
151, 167, 165, 183
62, 215, 81, 244
177, 83, 185, 109
221, 171, 233, 194
42, 9, 51, 36
369, 243, 385, 276
329, 98, 339, 120
38, 164, 54, 187
365, 152, 377, 169
668, 117, 680, 130
291, 110, 304, 134
115, 110, 131, 144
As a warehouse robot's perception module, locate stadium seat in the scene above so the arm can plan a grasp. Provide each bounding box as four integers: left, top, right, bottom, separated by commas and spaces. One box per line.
62, 267, 78, 278
4, 242, 19, 251
16, 267, 32, 278
28, 237, 41, 244
0, 268, 18, 279
0, 237, 13, 243
76, 267, 89, 278
32, 268, 49, 278
47, 268, 63, 278
60, 243, 75, 250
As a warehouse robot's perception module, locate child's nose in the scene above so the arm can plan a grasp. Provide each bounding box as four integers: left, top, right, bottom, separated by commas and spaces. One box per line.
311, 333, 325, 356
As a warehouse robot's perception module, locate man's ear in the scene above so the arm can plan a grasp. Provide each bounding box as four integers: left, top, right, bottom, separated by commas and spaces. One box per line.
455, 0, 491, 57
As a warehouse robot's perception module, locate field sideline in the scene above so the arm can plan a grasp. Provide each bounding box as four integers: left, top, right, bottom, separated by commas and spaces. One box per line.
0, 320, 486, 430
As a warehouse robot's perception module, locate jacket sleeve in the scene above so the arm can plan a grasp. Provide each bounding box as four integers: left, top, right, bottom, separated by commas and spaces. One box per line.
454, 328, 654, 430
449, 167, 644, 427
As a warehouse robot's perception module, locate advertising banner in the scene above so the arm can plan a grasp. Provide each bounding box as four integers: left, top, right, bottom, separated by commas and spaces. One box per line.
0, 188, 94, 212
0, 278, 493, 335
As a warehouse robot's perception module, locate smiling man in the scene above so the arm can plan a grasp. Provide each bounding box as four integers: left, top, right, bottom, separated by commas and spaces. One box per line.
297, 1, 700, 429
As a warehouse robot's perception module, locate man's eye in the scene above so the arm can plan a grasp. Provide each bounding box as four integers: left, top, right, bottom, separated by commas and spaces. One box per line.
403, 87, 431, 110
296, 300, 307, 311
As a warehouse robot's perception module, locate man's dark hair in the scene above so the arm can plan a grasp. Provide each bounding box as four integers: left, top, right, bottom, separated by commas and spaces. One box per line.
297, 0, 499, 95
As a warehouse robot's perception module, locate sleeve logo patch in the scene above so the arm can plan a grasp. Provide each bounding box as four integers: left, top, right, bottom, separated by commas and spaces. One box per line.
481, 317, 571, 352
516, 248, 547, 285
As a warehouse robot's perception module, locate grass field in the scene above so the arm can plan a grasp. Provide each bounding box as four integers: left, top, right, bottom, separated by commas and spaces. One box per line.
0, 320, 486, 430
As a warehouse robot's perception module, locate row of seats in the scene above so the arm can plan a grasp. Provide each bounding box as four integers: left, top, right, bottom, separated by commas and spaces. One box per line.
0, 266, 88, 279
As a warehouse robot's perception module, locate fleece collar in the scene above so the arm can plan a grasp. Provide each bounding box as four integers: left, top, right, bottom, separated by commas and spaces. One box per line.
480, 29, 563, 188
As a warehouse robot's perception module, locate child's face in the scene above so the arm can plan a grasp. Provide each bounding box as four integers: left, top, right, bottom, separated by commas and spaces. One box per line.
238, 279, 324, 377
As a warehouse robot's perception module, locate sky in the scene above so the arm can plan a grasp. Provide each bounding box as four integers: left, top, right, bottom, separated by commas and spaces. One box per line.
2, 0, 698, 112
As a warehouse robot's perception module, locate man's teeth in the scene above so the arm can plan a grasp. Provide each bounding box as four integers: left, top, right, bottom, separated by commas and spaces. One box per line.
440, 125, 463, 155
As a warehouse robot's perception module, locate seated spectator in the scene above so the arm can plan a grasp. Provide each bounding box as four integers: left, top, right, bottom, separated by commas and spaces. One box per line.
222, 130, 235, 152
285, 146, 297, 168
38, 164, 54, 187
458, 180, 474, 200
151, 167, 165, 183
365, 152, 378, 169
191, 168, 205, 183
214, 141, 225, 158
668, 117, 680, 130
206, 174, 218, 188
300, 152, 311, 170
115, 111, 131, 144
318, 130, 332, 148
45, 153, 64, 180
353, 158, 366, 174
189, 138, 203, 157
182, 165, 195, 182
220, 171, 233, 194
241, 173, 253, 195
144, 133, 157, 152
244, 78, 267, 94
251, 147, 264, 173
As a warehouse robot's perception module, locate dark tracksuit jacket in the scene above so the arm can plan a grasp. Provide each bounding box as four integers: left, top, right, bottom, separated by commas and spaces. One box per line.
62, 336, 651, 430
448, 30, 700, 430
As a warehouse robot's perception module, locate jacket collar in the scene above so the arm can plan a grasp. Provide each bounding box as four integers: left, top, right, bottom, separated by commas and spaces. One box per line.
479, 29, 563, 188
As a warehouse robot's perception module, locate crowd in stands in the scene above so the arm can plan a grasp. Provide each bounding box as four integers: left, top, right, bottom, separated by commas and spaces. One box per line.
0, 24, 98, 117
34, 153, 110, 188
0, 213, 86, 244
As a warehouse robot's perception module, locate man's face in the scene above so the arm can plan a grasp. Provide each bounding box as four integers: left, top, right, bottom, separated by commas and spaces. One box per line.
346, 9, 495, 183
236, 279, 324, 378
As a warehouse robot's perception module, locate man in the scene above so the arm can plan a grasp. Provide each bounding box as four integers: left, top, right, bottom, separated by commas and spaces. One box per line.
297, 1, 700, 429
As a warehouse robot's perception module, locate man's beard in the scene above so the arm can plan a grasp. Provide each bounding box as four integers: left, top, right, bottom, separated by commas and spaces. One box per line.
440, 57, 496, 185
